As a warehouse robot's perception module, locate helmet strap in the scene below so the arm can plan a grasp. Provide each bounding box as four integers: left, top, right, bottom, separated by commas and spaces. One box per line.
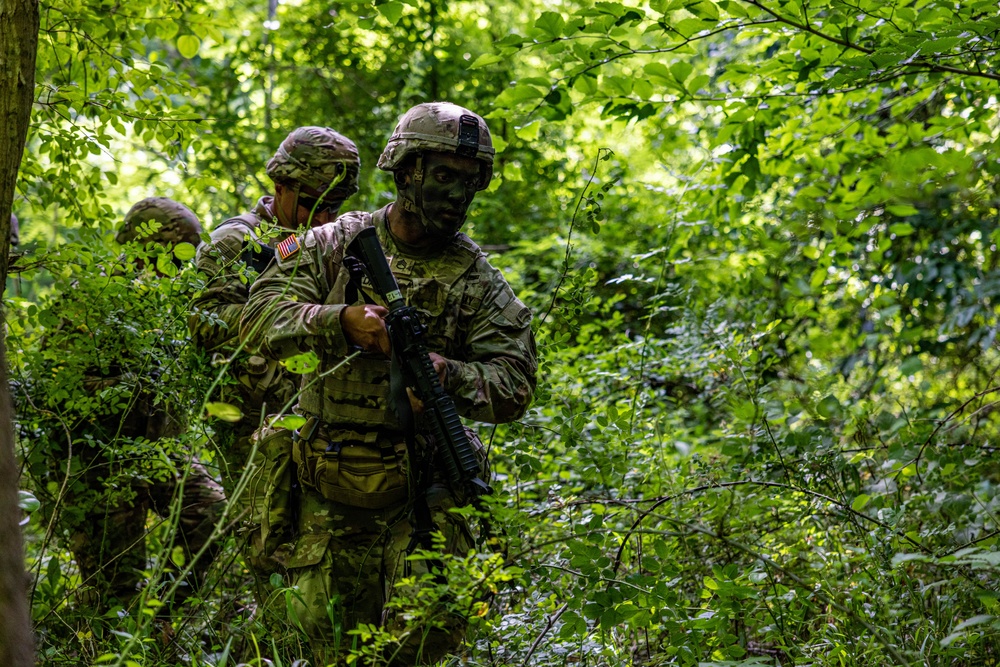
291, 183, 302, 228
398, 154, 434, 233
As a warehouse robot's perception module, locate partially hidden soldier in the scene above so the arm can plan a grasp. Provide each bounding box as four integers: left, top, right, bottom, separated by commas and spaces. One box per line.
240, 103, 538, 665
188, 128, 360, 583
30, 198, 226, 612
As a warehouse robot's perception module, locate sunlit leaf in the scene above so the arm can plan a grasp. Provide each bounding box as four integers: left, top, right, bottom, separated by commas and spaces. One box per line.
470, 53, 503, 69
173, 241, 196, 261
206, 402, 243, 422
377, 2, 405, 25
177, 35, 200, 59
514, 120, 541, 141
282, 351, 320, 374
271, 414, 307, 430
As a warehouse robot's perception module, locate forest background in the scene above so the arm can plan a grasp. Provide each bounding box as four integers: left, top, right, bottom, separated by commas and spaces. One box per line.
1, 0, 1000, 665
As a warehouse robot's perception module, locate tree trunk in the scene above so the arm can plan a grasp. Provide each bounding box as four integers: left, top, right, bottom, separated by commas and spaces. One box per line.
0, 0, 39, 663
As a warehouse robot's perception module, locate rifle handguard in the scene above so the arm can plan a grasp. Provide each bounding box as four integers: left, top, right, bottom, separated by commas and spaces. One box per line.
347, 226, 492, 499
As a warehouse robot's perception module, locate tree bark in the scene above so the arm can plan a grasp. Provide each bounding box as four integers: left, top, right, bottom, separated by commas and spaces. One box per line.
0, 0, 39, 663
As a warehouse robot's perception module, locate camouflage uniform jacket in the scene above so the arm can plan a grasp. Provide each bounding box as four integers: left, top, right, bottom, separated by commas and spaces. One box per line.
189, 197, 298, 431
241, 205, 537, 431
190, 196, 282, 350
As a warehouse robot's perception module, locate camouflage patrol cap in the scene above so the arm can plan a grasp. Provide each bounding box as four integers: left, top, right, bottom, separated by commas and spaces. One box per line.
10, 214, 18, 248
377, 102, 494, 189
117, 197, 202, 247
265, 126, 361, 198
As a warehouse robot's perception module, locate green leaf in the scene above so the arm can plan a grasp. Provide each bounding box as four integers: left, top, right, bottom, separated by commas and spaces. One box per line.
504, 164, 524, 182
644, 62, 672, 82
889, 223, 915, 236
573, 75, 599, 95
953, 614, 994, 632
594, 2, 626, 18
173, 241, 196, 261
535, 11, 565, 37
900, 356, 922, 375
206, 402, 243, 422
282, 351, 320, 374
688, 0, 720, 20
18, 490, 40, 513
156, 252, 178, 277
514, 120, 541, 141
704, 576, 719, 590
851, 494, 871, 512
816, 395, 843, 419
271, 414, 306, 430
377, 2, 405, 25
495, 84, 546, 108
670, 61, 693, 84
157, 20, 179, 40
887, 205, 919, 216
176, 35, 200, 59
470, 53, 503, 69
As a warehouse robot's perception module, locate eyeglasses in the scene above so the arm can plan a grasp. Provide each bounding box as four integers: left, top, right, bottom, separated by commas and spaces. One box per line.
297, 192, 343, 215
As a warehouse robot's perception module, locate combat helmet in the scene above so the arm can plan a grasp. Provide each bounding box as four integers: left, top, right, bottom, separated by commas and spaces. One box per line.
266, 126, 360, 200
377, 102, 494, 190
117, 197, 203, 247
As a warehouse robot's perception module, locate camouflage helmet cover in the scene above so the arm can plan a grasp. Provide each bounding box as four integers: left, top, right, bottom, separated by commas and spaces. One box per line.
377, 102, 494, 189
117, 197, 202, 247
265, 126, 361, 199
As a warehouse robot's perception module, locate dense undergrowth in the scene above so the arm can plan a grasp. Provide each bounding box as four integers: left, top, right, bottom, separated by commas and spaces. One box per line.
10, 164, 1000, 667
8, 0, 1000, 664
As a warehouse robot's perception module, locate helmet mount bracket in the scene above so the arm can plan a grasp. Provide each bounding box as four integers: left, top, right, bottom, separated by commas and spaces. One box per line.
456, 115, 480, 158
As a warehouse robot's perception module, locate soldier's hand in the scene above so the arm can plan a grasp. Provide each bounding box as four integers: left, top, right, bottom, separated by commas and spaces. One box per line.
340, 304, 390, 355
406, 353, 450, 416
428, 352, 448, 386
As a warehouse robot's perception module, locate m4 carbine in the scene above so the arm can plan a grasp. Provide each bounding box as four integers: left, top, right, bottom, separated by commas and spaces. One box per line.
346, 226, 491, 501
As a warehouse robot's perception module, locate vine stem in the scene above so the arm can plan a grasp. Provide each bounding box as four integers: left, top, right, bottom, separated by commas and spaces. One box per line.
537, 147, 612, 329
521, 601, 569, 667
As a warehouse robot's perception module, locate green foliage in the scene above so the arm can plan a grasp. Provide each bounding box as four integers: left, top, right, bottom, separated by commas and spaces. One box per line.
9, 0, 1000, 664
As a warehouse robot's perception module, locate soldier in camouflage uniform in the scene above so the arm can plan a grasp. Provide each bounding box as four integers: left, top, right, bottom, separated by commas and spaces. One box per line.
36, 198, 226, 610
189, 128, 360, 577
241, 103, 537, 665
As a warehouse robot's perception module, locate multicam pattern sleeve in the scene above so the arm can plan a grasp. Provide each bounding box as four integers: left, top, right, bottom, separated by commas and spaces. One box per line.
240, 223, 351, 360
444, 258, 537, 424
189, 220, 253, 350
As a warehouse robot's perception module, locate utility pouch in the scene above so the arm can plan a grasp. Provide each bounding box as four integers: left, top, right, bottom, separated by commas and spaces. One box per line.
252, 425, 297, 558
237, 355, 280, 412
293, 427, 408, 510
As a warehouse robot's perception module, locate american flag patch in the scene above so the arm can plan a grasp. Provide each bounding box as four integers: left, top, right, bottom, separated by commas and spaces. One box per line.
275, 234, 301, 260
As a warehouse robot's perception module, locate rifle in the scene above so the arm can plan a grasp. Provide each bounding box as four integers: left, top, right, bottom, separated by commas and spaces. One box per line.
346, 226, 492, 502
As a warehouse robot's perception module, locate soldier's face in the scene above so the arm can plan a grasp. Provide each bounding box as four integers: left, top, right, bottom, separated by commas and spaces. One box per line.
274, 183, 340, 228
414, 152, 480, 237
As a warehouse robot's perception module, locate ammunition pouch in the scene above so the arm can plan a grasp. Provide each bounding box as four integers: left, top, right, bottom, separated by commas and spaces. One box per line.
292, 418, 409, 510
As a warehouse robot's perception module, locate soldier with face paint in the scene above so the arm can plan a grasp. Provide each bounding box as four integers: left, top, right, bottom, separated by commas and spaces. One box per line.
189, 127, 360, 582
241, 103, 537, 666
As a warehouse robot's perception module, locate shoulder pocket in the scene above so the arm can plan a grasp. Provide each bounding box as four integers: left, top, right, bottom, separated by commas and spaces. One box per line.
489, 291, 532, 329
